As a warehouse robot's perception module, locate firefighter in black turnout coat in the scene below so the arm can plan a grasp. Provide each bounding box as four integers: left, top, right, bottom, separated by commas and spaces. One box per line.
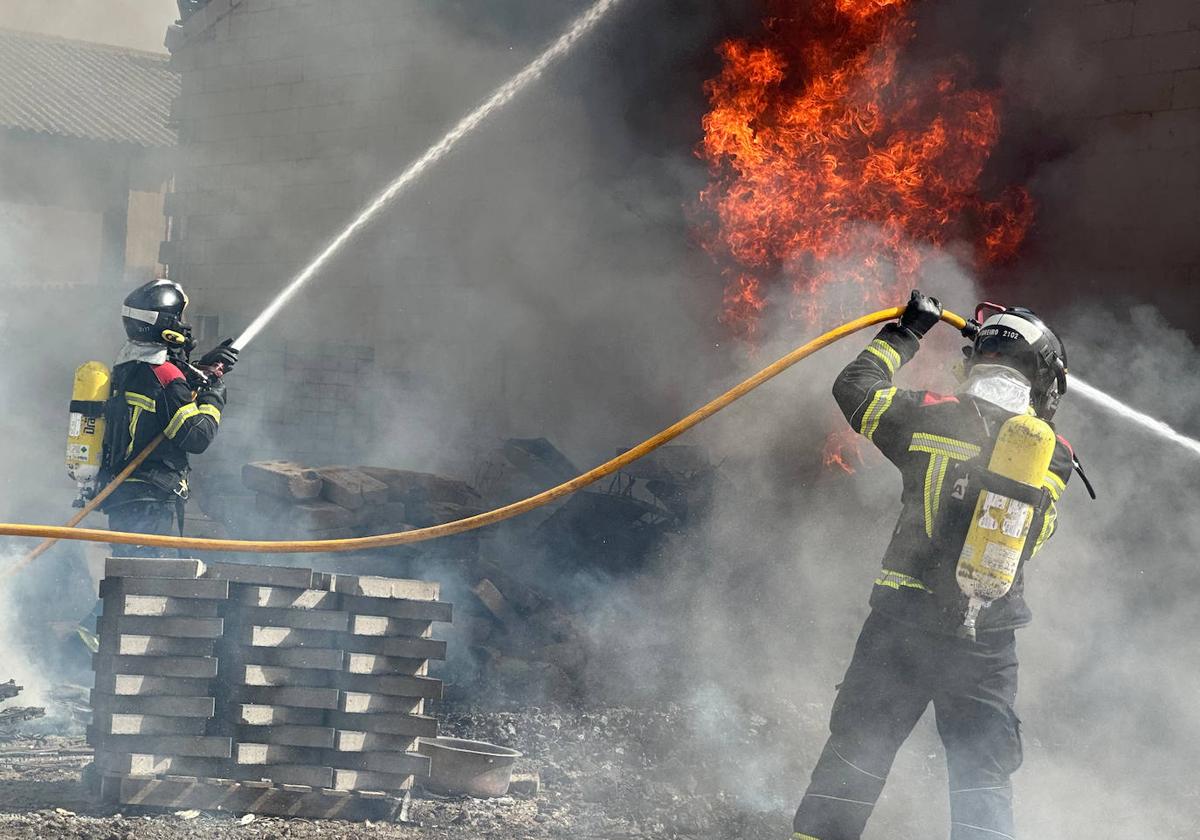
100, 279, 238, 553
792, 292, 1076, 840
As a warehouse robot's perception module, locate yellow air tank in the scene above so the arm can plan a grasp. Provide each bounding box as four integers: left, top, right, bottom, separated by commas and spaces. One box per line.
66, 361, 111, 506
955, 414, 1056, 638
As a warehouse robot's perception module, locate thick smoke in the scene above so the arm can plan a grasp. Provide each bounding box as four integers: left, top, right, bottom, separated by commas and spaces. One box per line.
0, 0, 177, 51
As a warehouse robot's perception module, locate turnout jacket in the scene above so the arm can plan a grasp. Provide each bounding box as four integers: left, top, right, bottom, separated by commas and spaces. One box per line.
834, 323, 1073, 635
100, 359, 223, 510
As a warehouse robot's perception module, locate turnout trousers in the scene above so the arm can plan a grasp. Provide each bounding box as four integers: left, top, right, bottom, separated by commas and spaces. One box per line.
107, 499, 181, 558
793, 610, 1023, 840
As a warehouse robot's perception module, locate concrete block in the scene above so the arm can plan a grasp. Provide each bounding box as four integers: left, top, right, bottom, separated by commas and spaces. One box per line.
87, 732, 231, 759
336, 673, 441, 699
94, 753, 227, 778
287, 500, 358, 531
339, 595, 452, 623
339, 692, 424, 716
1093, 71, 1178, 114
344, 654, 427, 677
92, 654, 218, 680
237, 664, 332, 689
234, 742, 324, 765
103, 595, 221, 618
1083, 1, 1135, 43
238, 646, 345, 670
333, 730, 419, 754
350, 615, 432, 638
332, 768, 417, 792
238, 764, 334, 789
93, 674, 214, 698
242, 460, 323, 500
1148, 30, 1200, 74
340, 635, 447, 661
93, 713, 208, 736
98, 615, 224, 640
328, 575, 439, 601
327, 751, 430, 777
90, 693, 215, 719
100, 635, 216, 658
356, 468, 481, 506
1174, 69, 1200, 109
237, 725, 335, 749
231, 685, 340, 710
314, 467, 389, 510
234, 704, 327, 727
239, 625, 339, 649
105, 558, 204, 579
238, 606, 350, 632
202, 561, 319, 589
1133, 0, 1200, 36
326, 711, 438, 738
233, 585, 339, 610
100, 578, 229, 600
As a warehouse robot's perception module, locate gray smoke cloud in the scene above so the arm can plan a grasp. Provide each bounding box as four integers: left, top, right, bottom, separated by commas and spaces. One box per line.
0, 0, 177, 51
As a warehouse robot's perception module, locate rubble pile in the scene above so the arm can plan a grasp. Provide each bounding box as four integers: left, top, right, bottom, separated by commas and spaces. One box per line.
0, 680, 45, 733
87, 557, 451, 819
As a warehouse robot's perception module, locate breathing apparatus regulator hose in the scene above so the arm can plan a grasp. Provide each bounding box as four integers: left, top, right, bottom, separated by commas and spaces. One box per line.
0, 306, 967, 562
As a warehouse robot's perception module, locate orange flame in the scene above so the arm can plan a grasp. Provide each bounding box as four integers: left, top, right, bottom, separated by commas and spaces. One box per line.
698, 0, 1034, 338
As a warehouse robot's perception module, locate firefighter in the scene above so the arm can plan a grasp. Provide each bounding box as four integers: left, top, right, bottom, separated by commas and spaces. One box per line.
99, 279, 238, 555
791, 291, 1075, 840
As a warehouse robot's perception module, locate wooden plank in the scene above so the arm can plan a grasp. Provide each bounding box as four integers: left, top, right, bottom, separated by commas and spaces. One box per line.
332, 730, 419, 753
336, 673, 442, 699
105, 558, 205, 579
237, 725, 335, 749
102, 594, 221, 618
113, 774, 402, 819
97, 615, 224, 639
331, 769, 416, 793
91, 713, 207, 736
339, 595, 452, 623
339, 692, 424, 715
89, 692, 215, 718
326, 751, 430, 776
328, 575, 439, 601
233, 704, 327, 727
100, 578, 229, 600
87, 731, 231, 758
229, 686, 340, 710
339, 635, 447, 661
326, 711, 438, 738
92, 654, 217, 679
344, 653, 427, 677
99, 634, 216, 657
232, 586, 339, 610
93, 674, 213, 697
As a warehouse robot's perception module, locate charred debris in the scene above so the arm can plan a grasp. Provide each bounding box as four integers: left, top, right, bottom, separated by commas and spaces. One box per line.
189, 441, 722, 703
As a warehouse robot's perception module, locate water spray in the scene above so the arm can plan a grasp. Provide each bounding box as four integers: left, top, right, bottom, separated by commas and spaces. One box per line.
1071, 377, 1200, 460
233, 0, 626, 350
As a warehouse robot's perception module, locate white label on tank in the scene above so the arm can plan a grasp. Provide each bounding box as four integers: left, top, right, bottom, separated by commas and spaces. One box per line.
1001, 502, 1031, 538
981, 541, 1020, 575
68, 414, 82, 437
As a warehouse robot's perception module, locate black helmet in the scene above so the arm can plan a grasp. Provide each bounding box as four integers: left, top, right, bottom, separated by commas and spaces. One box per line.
121, 279, 193, 349
967, 306, 1068, 420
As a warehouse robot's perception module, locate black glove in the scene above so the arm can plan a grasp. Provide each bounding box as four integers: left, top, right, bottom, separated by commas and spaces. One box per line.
198, 338, 239, 374
197, 375, 226, 409
899, 289, 942, 338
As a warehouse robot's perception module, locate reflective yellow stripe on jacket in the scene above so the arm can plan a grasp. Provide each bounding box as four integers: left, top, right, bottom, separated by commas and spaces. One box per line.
858, 387, 896, 442
909, 433, 982, 537
874, 569, 930, 592
864, 339, 901, 376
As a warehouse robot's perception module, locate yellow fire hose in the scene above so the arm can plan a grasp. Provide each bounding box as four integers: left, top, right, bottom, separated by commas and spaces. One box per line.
0, 306, 966, 563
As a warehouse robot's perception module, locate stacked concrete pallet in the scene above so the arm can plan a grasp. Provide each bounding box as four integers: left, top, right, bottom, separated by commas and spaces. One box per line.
89, 557, 451, 819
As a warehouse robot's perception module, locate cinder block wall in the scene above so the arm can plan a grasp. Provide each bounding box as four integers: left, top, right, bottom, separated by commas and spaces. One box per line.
1023, 0, 1200, 322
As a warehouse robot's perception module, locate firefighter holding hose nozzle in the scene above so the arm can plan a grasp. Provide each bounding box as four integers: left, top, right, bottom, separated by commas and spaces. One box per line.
792, 292, 1080, 840
98, 279, 238, 555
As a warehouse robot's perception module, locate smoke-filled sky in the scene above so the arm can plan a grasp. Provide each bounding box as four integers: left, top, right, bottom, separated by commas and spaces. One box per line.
0, 1, 1197, 837
0, 0, 177, 51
